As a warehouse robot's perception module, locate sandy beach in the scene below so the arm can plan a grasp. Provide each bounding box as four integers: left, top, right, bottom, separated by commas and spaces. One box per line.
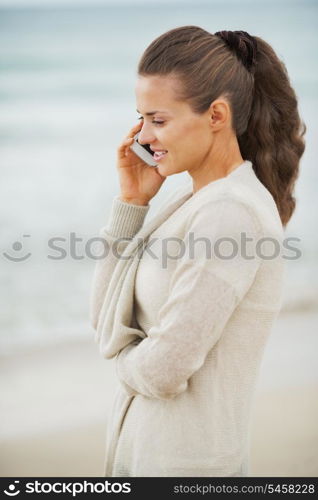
1, 311, 318, 477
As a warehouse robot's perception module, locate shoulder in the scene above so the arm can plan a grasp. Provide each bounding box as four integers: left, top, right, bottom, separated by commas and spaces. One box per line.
186, 194, 264, 240
186, 171, 283, 241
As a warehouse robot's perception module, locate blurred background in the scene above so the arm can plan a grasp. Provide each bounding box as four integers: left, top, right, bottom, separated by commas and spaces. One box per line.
0, 0, 317, 477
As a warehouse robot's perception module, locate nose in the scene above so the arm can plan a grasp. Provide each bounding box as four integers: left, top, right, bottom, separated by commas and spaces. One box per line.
138, 122, 156, 145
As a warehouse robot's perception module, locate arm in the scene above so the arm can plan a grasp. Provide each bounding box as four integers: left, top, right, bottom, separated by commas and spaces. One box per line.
89, 196, 150, 330
116, 196, 263, 400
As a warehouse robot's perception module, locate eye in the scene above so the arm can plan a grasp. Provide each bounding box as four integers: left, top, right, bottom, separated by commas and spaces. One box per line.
137, 115, 164, 126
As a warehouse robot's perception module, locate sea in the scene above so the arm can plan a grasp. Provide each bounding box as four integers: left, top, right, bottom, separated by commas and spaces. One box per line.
0, 0, 317, 355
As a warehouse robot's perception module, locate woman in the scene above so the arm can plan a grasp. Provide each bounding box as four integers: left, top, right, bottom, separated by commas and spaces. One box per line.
90, 26, 306, 477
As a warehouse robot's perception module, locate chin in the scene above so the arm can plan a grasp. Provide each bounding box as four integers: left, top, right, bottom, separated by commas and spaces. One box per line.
156, 160, 180, 176
156, 163, 169, 176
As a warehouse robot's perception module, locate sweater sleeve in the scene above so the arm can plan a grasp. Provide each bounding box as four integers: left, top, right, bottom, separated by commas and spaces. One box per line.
89, 196, 150, 330
116, 196, 263, 400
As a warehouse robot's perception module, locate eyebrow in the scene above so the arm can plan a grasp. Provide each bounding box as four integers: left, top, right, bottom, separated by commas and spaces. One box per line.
136, 109, 167, 116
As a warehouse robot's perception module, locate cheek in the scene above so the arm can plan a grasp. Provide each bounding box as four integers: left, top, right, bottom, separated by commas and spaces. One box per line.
163, 122, 206, 157
181, 123, 205, 147
167, 131, 191, 154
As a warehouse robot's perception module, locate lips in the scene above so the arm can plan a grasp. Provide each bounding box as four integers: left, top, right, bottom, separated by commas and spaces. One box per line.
153, 150, 168, 161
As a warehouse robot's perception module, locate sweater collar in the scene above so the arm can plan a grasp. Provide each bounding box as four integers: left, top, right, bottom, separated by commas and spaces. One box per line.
188, 160, 253, 198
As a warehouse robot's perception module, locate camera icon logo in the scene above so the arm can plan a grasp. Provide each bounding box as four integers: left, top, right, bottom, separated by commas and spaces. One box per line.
2, 235, 31, 262
3, 481, 20, 496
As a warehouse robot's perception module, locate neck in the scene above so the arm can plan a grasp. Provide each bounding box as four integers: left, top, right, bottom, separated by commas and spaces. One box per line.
189, 131, 244, 194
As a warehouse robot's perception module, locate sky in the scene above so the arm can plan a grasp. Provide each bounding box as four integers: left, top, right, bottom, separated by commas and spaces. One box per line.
0, 0, 303, 7
0, 0, 203, 6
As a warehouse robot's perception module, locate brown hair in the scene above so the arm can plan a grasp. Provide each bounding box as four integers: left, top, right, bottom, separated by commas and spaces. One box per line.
137, 26, 306, 227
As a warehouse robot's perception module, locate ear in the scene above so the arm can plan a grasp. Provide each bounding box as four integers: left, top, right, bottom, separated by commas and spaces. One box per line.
209, 99, 230, 130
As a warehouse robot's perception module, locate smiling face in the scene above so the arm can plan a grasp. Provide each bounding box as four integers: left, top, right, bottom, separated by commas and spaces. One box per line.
135, 74, 215, 178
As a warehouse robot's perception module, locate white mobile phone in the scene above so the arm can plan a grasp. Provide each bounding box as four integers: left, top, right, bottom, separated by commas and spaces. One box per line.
129, 132, 158, 167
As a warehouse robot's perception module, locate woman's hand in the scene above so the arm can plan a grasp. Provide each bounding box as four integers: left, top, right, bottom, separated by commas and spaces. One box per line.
117, 121, 167, 205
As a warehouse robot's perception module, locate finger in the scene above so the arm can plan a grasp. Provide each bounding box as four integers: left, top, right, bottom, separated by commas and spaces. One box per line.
118, 137, 134, 150
117, 137, 134, 159
127, 121, 143, 137
118, 121, 143, 158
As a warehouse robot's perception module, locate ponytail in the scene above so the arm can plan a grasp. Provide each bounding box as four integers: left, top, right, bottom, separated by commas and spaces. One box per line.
237, 35, 306, 226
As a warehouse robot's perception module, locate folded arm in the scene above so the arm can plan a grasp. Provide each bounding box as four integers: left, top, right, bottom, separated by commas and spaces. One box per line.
116, 197, 263, 400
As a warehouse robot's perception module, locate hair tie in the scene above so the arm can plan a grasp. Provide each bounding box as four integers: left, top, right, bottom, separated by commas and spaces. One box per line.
214, 30, 258, 73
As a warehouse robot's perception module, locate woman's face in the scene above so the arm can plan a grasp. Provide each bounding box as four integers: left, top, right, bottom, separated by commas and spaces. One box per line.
135, 75, 216, 178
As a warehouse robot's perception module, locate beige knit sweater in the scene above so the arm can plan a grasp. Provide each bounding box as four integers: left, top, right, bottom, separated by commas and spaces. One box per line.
90, 160, 285, 477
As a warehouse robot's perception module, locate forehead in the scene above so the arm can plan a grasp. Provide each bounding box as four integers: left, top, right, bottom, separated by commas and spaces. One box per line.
135, 75, 183, 113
